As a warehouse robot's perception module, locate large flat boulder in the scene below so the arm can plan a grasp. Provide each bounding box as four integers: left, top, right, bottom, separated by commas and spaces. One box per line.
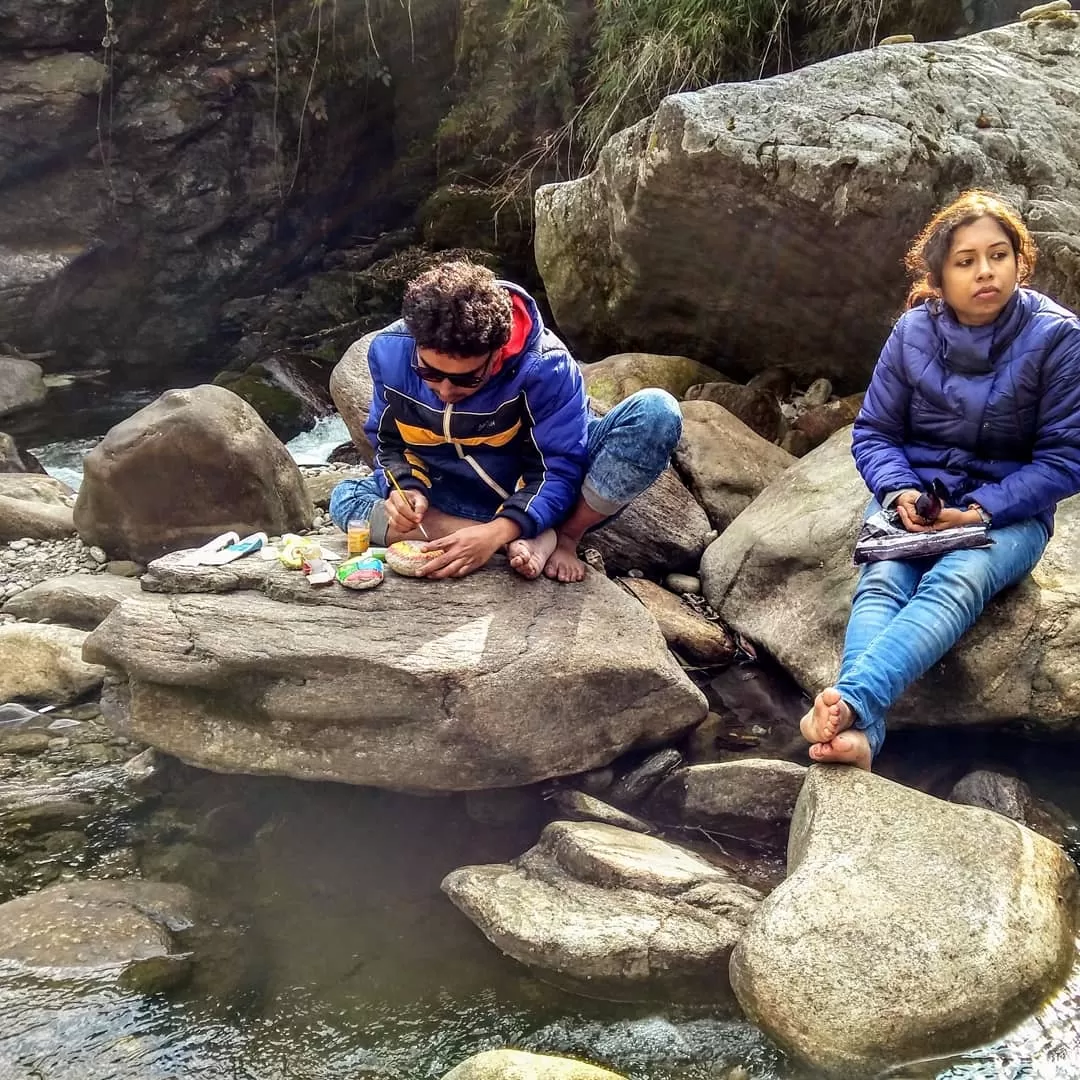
443, 819, 762, 1002
85, 554, 707, 791
700, 427, 1080, 734
0, 472, 75, 541
73, 384, 311, 562
535, 19, 1080, 387
730, 766, 1078, 1077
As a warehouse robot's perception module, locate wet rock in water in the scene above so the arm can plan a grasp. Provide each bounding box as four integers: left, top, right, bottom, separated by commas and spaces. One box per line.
684, 382, 784, 443
0, 357, 47, 419
587, 467, 711, 578
950, 769, 1076, 848
0, 622, 105, 702
582, 354, 731, 415
443, 1049, 628, 1080
549, 790, 654, 835
731, 766, 1078, 1077
0, 880, 196, 990
443, 820, 763, 1003
0, 431, 46, 474
617, 577, 735, 666
609, 748, 685, 806
85, 551, 706, 791
701, 428, 1080, 734
674, 401, 794, 533
1, 573, 142, 630
73, 385, 311, 563
535, 21, 1080, 387
0, 473, 75, 542
644, 760, 807, 850
329, 332, 379, 463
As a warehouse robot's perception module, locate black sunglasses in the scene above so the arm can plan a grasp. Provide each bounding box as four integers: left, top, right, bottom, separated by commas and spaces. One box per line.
413, 347, 494, 388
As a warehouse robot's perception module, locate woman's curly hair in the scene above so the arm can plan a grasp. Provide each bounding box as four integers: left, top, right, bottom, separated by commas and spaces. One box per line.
402, 261, 513, 356
905, 189, 1036, 309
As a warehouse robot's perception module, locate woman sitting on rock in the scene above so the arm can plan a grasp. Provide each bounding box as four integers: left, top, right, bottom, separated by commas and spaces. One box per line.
801, 190, 1080, 769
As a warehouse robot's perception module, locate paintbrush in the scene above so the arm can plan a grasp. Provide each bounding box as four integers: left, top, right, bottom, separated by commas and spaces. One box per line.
386, 471, 430, 540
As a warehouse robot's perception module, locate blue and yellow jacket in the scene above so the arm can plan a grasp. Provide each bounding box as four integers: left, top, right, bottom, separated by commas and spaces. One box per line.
363, 283, 588, 539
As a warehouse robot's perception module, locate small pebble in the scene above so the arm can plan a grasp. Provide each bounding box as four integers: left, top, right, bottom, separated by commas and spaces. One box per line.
664, 573, 701, 595
48, 737, 71, 751
88, 546, 107, 564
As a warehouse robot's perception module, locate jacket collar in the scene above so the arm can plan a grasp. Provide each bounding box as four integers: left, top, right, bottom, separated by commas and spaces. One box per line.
932, 288, 1026, 374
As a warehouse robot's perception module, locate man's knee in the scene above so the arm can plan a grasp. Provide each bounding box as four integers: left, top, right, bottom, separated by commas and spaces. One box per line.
328, 476, 380, 531
619, 388, 683, 458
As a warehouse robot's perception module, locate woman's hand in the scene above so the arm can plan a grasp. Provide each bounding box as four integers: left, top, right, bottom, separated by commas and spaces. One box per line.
928, 507, 985, 532
895, 491, 983, 532
385, 488, 429, 534
418, 519, 520, 579
894, 490, 934, 532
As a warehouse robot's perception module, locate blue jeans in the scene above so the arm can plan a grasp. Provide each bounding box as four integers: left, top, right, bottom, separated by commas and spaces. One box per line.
835, 500, 1049, 759
328, 389, 683, 534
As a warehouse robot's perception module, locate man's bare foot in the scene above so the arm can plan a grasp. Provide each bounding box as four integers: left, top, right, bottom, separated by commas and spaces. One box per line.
507, 529, 558, 580
799, 687, 855, 745
543, 531, 587, 583
808, 729, 873, 771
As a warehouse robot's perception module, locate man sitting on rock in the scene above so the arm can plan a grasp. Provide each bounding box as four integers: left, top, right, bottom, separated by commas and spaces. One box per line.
328, 260, 682, 581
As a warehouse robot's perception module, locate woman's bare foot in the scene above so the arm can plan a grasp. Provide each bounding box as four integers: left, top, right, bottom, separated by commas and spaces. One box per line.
543, 532, 587, 583
507, 529, 558, 580
808, 729, 873, 770
799, 687, 854, 745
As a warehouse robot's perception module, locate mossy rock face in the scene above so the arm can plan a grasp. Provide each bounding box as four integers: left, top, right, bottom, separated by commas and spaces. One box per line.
213, 372, 306, 442
419, 185, 533, 274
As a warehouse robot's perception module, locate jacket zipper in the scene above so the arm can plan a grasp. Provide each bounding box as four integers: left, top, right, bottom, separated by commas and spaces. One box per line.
444, 402, 511, 499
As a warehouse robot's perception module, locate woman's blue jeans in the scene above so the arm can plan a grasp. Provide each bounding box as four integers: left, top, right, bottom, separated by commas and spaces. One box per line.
328, 388, 683, 533
836, 501, 1049, 759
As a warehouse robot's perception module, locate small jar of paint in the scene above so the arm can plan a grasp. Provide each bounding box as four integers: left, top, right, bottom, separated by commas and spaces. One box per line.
347, 518, 371, 556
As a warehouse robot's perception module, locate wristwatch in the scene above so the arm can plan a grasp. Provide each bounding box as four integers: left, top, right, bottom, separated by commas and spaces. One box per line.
968, 503, 992, 526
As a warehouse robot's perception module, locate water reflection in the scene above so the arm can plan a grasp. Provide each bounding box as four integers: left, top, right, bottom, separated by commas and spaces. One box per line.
1, 741, 1080, 1078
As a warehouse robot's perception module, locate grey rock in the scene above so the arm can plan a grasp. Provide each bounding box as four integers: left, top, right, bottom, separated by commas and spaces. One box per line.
801, 378, 833, 408
0, 432, 46, 474
645, 760, 808, 850
587, 467, 712, 578
84, 552, 706, 791
74, 385, 310, 562
442, 1050, 628, 1080
0, 622, 105, 702
674, 401, 795, 533
582, 353, 731, 415
0, 880, 196, 986
609, 748, 685, 805
304, 466, 371, 510
329, 332, 379, 464
443, 820, 763, 1002
617, 577, 735, 666
549, 790, 654, 834
700, 427, 1080, 734
0, 357, 47, 418
535, 21, 1080, 387
684, 382, 784, 443
730, 766, 1078, 1077
663, 573, 700, 595
0, 473, 76, 542
950, 769, 1075, 848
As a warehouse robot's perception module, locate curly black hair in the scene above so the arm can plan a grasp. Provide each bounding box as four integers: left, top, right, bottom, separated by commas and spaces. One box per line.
402, 261, 513, 357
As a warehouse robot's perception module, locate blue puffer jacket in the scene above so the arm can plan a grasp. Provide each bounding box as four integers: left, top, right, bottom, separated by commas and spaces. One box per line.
852, 287, 1080, 535
364, 283, 588, 539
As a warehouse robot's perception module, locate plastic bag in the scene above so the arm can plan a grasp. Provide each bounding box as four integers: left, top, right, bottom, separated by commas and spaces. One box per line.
853, 509, 993, 565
